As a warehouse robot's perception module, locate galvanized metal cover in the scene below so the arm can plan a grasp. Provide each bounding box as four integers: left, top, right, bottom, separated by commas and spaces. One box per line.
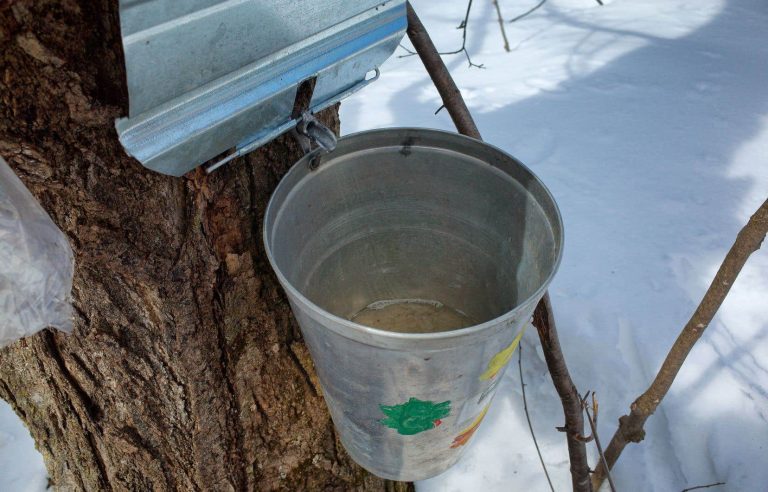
115, 0, 406, 176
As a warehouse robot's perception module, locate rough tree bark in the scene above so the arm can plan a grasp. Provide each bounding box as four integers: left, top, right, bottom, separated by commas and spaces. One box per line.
0, 1, 408, 490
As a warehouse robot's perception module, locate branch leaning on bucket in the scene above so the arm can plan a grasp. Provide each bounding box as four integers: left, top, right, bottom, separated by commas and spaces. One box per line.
405, 4, 593, 491
405, 3, 481, 140
591, 198, 768, 490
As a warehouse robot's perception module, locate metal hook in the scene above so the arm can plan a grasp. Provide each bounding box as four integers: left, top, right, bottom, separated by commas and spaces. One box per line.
205, 70, 378, 174
294, 111, 338, 170
296, 111, 337, 153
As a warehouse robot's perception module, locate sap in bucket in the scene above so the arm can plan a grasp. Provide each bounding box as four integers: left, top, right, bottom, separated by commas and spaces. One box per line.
264, 128, 563, 480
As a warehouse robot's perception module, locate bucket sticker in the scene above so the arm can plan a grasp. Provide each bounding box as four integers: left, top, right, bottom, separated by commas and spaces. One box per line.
379, 397, 451, 435
479, 327, 526, 381
451, 403, 491, 448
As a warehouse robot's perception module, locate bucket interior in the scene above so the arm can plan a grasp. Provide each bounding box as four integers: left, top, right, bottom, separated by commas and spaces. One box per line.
266, 130, 562, 332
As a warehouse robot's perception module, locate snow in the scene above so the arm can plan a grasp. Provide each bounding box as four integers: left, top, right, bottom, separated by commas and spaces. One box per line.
341, 0, 768, 490
1, 0, 767, 490
0, 403, 47, 491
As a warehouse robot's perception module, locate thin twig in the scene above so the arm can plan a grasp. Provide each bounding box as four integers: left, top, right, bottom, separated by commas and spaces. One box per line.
492, 0, 511, 52
595, 0, 604, 5
592, 198, 768, 490
681, 482, 726, 492
438, 0, 485, 68
398, 43, 417, 57
452, 0, 484, 67
401, 1, 483, 67
518, 345, 555, 492
582, 392, 617, 492
509, 0, 546, 24
405, 2, 481, 138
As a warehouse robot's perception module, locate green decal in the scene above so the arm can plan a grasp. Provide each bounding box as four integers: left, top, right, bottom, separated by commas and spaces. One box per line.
379, 397, 451, 435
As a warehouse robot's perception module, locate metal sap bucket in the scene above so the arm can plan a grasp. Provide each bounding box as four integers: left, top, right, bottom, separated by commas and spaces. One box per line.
264, 128, 563, 480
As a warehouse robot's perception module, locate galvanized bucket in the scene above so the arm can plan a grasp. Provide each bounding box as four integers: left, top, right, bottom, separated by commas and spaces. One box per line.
264, 128, 563, 480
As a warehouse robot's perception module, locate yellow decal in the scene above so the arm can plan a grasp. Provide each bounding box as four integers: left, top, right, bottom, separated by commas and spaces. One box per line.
451, 404, 491, 448
479, 327, 525, 381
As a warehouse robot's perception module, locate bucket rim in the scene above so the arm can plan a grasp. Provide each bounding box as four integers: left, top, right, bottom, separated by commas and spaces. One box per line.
263, 127, 564, 343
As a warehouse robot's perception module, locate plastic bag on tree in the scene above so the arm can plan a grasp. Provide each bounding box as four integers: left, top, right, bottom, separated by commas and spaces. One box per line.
0, 156, 73, 347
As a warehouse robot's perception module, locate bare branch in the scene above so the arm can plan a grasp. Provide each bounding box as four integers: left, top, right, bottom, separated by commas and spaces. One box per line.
492, 0, 511, 52
509, 0, 546, 24
436, 0, 485, 68
595, 0, 605, 6
518, 345, 555, 492
592, 198, 768, 490
582, 392, 617, 492
401, 1, 484, 67
405, 2, 481, 138
398, 43, 417, 57
681, 482, 726, 492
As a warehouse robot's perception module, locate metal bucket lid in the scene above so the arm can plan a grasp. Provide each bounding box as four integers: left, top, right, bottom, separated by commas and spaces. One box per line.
114, 0, 406, 176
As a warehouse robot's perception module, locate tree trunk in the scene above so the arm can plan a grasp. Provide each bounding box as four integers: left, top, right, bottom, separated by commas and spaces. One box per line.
0, 2, 406, 490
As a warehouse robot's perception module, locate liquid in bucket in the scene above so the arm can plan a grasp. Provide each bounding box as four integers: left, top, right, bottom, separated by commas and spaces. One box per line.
350, 299, 475, 333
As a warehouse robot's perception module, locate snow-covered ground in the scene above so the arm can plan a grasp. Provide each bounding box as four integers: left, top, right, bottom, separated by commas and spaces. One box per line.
0, 402, 47, 491
1, 0, 766, 490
